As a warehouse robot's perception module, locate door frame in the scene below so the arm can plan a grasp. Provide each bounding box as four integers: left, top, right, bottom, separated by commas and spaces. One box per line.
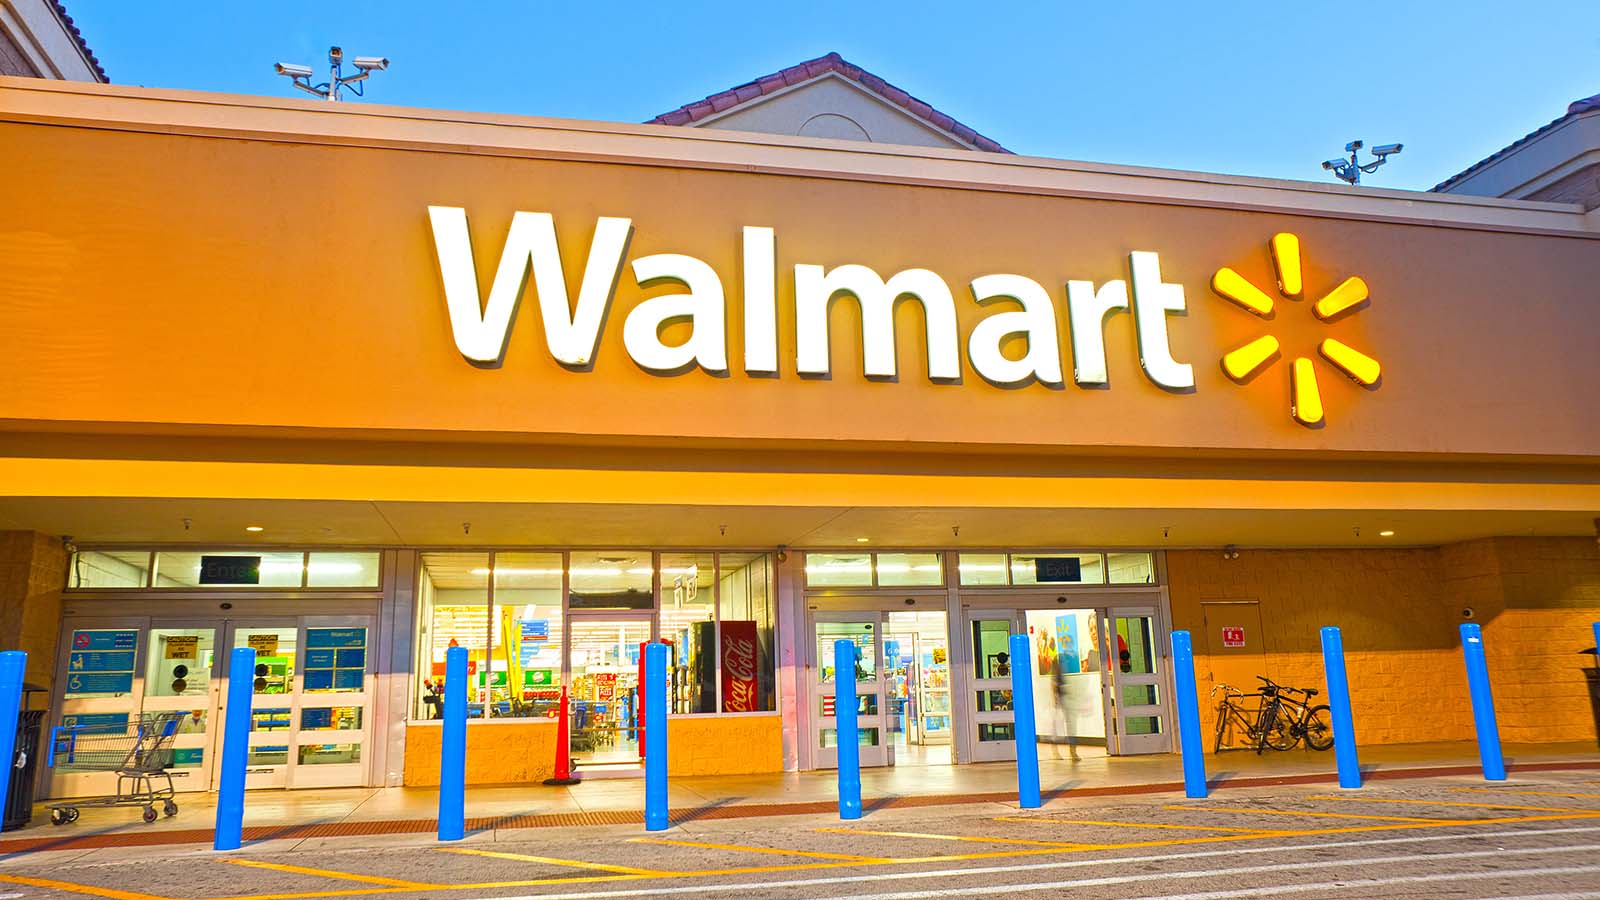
806, 609, 891, 769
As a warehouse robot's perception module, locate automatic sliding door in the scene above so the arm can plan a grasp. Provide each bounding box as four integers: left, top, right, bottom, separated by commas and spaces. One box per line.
967, 612, 1017, 762
811, 615, 888, 769
142, 624, 219, 791
1106, 608, 1171, 754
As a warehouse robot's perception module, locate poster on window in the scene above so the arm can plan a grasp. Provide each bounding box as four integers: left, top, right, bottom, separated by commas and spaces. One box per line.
721, 620, 760, 712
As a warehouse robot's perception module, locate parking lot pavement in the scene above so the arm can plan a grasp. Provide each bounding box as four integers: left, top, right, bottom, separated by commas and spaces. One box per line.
4, 773, 1600, 900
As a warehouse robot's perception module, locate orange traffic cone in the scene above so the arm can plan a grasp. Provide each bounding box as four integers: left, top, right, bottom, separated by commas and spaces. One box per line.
542, 686, 581, 786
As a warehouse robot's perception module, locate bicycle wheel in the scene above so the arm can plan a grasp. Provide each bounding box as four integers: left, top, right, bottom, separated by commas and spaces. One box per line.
1261, 702, 1297, 751
1304, 705, 1334, 751
1214, 706, 1231, 753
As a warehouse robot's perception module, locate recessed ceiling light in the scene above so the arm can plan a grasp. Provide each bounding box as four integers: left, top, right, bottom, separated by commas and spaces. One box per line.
855, 537, 870, 543
245, 525, 264, 532
1379, 530, 1395, 537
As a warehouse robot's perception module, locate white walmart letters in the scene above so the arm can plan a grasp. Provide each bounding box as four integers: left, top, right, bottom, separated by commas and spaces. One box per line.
426, 207, 1192, 391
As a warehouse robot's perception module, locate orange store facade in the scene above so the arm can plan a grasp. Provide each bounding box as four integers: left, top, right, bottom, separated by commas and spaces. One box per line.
2, 77, 1599, 796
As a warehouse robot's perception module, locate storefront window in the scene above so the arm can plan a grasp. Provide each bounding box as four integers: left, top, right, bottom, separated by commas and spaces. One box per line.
569, 551, 653, 609
68, 551, 150, 588
1107, 552, 1155, 584
957, 553, 1007, 586
306, 552, 381, 587
489, 552, 563, 718
417, 553, 489, 719
875, 553, 942, 587
1010, 553, 1104, 585
153, 551, 306, 588
660, 552, 715, 713
805, 553, 873, 587
718, 553, 775, 712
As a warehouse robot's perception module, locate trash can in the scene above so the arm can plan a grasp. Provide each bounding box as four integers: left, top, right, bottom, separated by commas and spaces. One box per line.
2, 684, 48, 832
1583, 648, 1600, 750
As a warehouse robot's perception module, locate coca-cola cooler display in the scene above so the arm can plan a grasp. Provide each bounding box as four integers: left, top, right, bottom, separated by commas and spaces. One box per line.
720, 620, 761, 712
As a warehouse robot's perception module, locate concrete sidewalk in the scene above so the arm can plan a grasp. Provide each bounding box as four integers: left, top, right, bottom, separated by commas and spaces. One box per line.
5, 740, 1595, 854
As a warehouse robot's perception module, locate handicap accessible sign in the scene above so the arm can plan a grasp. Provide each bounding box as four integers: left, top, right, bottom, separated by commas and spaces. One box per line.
66, 630, 137, 694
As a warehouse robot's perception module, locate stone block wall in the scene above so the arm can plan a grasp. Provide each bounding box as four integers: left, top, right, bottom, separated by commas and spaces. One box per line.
0, 531, 67, 691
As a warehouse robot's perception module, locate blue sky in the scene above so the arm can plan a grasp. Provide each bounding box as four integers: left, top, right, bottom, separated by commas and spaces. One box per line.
69, 1, 1598, 191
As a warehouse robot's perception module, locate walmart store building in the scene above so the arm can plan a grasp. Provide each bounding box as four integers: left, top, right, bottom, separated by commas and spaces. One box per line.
2, 54, 1599, 798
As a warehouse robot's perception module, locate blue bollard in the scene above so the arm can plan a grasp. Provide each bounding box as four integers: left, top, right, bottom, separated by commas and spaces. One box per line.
0, 652, 27, 826
1169, 631, 1208, 799
644, 642, 669, 831
1460, 623, 1506, 781
1319, 626, 1361, 789
1007, 634, 1042, 809
438, 645, 468, 841
214, 647, 256, 851
834, 639, 862, 820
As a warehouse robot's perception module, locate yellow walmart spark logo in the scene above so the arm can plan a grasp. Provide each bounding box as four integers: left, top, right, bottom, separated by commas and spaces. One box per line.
1211, 233, 1381, 427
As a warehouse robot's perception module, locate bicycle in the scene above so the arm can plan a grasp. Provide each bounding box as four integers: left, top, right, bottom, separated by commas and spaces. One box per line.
1210, 682, 1289, 753
1253, 675, 1334, 751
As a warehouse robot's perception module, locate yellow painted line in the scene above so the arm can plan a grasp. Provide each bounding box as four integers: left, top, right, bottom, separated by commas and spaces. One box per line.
1304, 794, 1590, 813
1165, 804, 1439, 823
221, 859, 435, 889
442, 847, 670, 875
996, 816, 1280, 834
631, 836, 885, 862
0, 873, 176, 900
815, 826, 1090, 849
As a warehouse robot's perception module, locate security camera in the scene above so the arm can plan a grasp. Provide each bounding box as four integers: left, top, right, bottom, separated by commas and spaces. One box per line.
1372, 143, 1403, 157
1462, 607, 1476, 620
274, 62, 313, 78
328, 46, 343, 63
353, 56, 389, 71
1322, 159, 1346, 171
1344, 140, 1363, 152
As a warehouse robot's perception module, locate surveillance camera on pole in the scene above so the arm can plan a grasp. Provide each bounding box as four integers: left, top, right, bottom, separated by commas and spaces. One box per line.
1321, 139, 1403, 185
273, 45, 389, 102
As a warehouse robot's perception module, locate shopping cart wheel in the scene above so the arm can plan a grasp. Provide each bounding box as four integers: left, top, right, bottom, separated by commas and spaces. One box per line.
49, 808, 68, 826
142, 806, 158, 824
163, 800, 178, 817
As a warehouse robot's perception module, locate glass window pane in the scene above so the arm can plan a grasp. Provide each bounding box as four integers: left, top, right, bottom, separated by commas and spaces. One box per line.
957, 553, 1007, 586
977, 723, 1014, 742
820, 727, 880, 747
145, 628, 214, 699
154, 551, 305, 588
1121, 684, 1159, 706
306, 552, 381, 587
1009, 553, 1103, 586
875, 552, 942, 587
568, 551, 653, 609
1107, 552, 1155, 585
418, 552, 489, 719
805, 553, 872, 587
68, 551, 149, 588
300, 707, 363, 730
660, 552, 715, 714
971, 619, 1013, 680
298, 743, 361, 765
490, 552, 563, 719
816, 622, 875, 683
717, 553, 775, 712
1116, 616, 1156, 675
1124, 715, 1162, 735
234, 627, 296, 694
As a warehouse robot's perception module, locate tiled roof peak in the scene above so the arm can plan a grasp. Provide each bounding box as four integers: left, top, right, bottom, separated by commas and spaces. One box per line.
647, 51, 1008, 153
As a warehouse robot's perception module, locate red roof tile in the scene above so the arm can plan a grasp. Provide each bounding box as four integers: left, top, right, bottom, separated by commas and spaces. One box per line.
647, 51, 1009, 153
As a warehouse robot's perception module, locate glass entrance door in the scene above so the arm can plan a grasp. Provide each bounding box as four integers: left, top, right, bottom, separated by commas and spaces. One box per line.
811, 614, 888, 769
1105, 608, 1171, 755
142, 624, 218, 790
967, 612, 1018, 762
566, 616, 651, 767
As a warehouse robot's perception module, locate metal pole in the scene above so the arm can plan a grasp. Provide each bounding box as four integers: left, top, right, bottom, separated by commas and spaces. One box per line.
0, 652, 26, 829
834, 639, 862, 820
438, 645, 467, 840
214, 647, 256, 851
1169, 631, 1208, 798
1007, 634, 1041, 808
1459, 623, 1506, 781
644, 642, 668, 831
1318, 626, 1361, 789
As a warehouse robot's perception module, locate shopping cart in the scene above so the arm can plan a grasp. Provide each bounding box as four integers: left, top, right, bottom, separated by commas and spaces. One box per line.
45, 711, 186, 825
